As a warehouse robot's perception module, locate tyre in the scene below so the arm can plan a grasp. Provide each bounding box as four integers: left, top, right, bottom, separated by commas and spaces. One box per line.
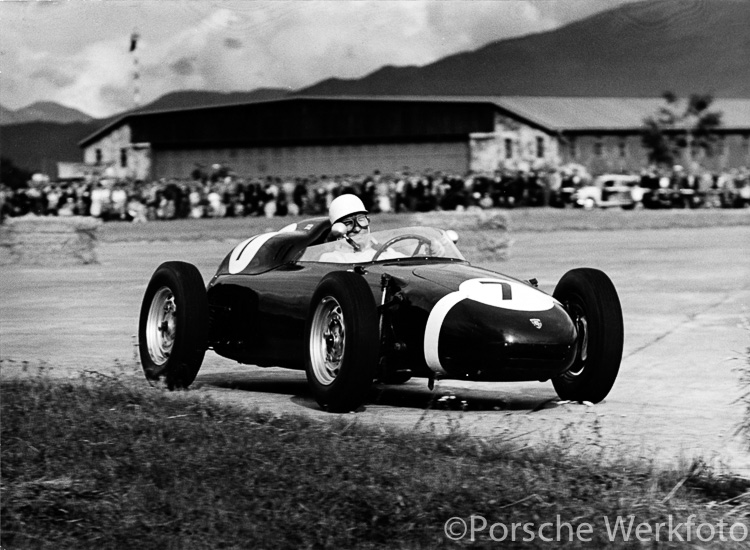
139, 261, 208, 389
552, 268, 623, 403
582, 197, 596, 210
305, 272, 379, 412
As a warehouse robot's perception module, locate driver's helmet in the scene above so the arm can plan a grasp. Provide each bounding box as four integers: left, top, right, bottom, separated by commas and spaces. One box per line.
328, 194, 368, 225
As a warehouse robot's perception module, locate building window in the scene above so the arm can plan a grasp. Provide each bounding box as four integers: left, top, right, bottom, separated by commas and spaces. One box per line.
593, 140, 603, 157
95, 149, 103, 164
536, 136, 545, 158
120, 148, 128, 168
619, 139, 627, 158
504, 138, 513, 159
569, 137, 578, 159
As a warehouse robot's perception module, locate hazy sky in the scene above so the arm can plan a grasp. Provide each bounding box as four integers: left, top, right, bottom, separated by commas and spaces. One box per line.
1, 0, 637, 118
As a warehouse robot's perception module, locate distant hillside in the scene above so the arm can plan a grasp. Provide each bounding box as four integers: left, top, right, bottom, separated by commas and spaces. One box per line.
298, 0, 750, 98
1, 121, 101, 175
0, 101, 94, 125
0, 88, 292, 173
0, 88, 290, 128
134, 88, 290, 113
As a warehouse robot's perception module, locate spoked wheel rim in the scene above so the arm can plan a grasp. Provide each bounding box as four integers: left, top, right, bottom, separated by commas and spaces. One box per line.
146, 286, 177, 365
309, 296, 345, 386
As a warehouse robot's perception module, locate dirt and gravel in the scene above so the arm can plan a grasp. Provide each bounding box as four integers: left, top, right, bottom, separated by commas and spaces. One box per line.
2, 222, 749, 474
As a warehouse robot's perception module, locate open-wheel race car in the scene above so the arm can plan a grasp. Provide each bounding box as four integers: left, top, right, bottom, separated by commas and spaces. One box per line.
139, 217, 624, 412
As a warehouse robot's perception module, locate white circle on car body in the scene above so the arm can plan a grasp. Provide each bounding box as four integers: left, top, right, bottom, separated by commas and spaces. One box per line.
227, 224, 298, 275
423, 278, 556, 374
458, 278, 555, 311
228, 233, 278, 274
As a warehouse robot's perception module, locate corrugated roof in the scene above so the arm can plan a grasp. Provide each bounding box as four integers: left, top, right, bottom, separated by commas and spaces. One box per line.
487, 97, 750, 132
293, 95, 750, 132
79, 95, 750, 147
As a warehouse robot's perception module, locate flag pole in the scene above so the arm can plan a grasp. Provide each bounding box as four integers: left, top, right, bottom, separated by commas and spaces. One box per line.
130, 30, 140, 108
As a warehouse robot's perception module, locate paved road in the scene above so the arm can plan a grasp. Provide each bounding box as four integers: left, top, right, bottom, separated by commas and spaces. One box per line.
2, 226, 749, 473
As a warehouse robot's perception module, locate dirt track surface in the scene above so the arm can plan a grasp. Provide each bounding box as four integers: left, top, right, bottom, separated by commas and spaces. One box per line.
2, 225, 749, 474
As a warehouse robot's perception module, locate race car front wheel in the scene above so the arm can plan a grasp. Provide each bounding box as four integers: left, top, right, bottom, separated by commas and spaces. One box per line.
305, 272, 379, 412
139, 261, 208, 389
552, 268, 623, 403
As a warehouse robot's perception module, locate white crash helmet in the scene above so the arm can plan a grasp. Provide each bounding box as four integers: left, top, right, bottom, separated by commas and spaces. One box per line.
328, 194, 368, 224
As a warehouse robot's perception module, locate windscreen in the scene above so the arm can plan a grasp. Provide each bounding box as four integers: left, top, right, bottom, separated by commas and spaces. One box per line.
299, 226, 465, 264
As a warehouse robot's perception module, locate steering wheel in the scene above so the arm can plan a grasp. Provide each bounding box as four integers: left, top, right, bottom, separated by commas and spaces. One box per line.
372, 234, 432, 261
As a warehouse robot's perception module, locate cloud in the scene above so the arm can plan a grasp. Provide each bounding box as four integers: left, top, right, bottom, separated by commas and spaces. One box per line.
0, 0, 637, 117
224, 38, 243, 50
170, 58, 197, 77
29, 68, 77, 88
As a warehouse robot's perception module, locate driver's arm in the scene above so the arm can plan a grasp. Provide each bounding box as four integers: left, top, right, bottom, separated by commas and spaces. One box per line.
428, 233, 452, 257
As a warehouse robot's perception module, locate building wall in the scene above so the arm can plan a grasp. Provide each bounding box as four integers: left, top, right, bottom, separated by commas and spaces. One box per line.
83, 124, 131, 172
703, 133, 750, 171
559, 134, 647, 174
151, 141, 470, 179
560, 132, 750, 174
82, 124, 151, 180
469, 114, 558, 172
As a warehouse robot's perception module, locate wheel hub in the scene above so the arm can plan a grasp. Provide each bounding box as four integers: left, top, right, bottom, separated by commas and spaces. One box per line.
146, 287, 177, 365
324, 313, 344, 363
568, 313, 588, 376
310, 296, 346, 385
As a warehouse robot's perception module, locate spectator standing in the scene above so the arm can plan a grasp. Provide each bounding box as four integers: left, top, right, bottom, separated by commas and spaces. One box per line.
89, 182, 110, 219
207, 185, 225, 218
263, 180, 279, 218
111, 184, 128, 220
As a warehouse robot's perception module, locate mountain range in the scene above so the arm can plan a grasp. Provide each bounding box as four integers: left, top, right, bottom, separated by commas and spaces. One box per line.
1, 101, 95, 126
2, 0, 749, 174
297, 0, 750, 99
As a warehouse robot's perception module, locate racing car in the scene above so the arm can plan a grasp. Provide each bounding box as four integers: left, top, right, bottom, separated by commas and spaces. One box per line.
139, 217, 624, 412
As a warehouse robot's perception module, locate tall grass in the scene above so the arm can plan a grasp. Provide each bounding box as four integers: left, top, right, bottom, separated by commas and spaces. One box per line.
736, 317, 750, 450
3, 375, 749, 549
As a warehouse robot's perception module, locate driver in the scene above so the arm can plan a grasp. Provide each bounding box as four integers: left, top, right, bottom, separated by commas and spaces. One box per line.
319, 194, 446, 263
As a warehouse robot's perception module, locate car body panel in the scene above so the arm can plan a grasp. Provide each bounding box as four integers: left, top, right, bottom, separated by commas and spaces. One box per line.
206, 217, 578, 383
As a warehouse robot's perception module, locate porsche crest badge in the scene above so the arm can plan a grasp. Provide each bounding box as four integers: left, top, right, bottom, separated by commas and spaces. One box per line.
530, 319, 543, 329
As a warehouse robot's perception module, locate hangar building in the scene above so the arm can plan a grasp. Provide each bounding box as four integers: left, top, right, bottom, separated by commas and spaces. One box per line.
78, 95, 750, 180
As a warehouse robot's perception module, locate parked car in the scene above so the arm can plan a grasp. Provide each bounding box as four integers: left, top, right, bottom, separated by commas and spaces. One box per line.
720, 179, 750, 208
572, 174, 644, 209
139, 218, 624, 412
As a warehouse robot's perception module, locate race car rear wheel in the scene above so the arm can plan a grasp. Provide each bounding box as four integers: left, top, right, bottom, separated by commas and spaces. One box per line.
139, 261, 208, 389
552, 268, 623, 403
305, 272, 379, 412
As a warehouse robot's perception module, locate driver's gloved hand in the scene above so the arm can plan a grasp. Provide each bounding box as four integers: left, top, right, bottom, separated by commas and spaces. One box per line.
429, 237, 446, 257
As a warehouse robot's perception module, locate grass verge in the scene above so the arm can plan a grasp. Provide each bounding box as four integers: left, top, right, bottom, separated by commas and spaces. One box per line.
2, 376, 749, 549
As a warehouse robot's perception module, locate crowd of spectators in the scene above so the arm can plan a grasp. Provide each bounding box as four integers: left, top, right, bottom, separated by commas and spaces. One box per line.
1, 164, 748, 223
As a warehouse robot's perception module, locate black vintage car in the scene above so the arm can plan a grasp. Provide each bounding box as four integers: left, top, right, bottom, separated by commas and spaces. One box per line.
139, 217, 624, 412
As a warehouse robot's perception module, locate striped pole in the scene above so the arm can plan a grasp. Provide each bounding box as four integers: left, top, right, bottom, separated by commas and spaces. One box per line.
130, 31, 140, 108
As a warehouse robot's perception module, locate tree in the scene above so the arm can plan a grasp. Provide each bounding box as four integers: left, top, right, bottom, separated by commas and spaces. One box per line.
642, 92, 723, 168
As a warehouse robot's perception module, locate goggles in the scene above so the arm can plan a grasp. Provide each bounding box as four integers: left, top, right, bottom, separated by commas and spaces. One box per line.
341, 214, 370, 232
